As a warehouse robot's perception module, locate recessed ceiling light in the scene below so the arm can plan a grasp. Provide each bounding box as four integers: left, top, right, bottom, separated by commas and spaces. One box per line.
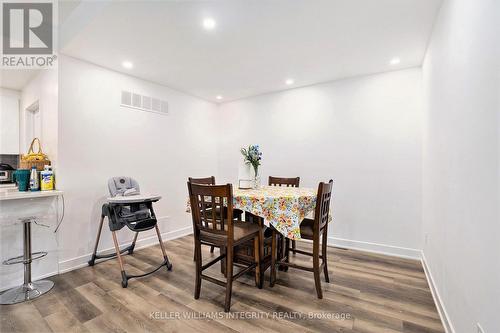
216, 95, 223, 100
202, 18, 216, 30
122, 61, 133, 69
285, 79, 294, 85
390, 57, 401, 65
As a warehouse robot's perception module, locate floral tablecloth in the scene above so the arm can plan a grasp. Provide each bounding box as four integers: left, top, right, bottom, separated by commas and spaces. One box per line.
187, 186, 317, 240
234, 186, 317, 240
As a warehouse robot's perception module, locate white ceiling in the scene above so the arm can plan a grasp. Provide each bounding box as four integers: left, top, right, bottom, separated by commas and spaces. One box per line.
0, 69, 40, 91
61, 0, 442, 103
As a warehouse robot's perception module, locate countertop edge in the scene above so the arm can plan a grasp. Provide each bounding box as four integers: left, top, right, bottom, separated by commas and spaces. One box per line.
0, 190, 64, 201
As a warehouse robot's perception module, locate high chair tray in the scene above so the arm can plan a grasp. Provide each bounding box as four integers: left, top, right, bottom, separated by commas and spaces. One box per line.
107, 194, 161, 203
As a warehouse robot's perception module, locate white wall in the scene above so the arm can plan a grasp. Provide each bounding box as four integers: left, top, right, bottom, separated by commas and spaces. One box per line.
0, 88, 21, 154
20, 69, 59, 166
217, 68, 424, 257
422, 0, 500, 332
57, 56, 219, 269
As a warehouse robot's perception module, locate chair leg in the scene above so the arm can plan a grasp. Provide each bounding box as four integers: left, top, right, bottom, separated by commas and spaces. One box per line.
88, 215, 105, 266
193, 233, 197, 261
322, 230, 330, 283
112, 231, 128, 288
312, 238, 323, 299
291, 240, 297, 254
221, 246, 227, 276
254, 236, 262, 289
154, 225, 172, 270
224, 246, 234, 312
270, 229, 277, 287
194, 237, 202, 299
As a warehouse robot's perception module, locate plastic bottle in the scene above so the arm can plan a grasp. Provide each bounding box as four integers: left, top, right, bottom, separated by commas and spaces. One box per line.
40, 165, 54, 191
29, 166, 40, 191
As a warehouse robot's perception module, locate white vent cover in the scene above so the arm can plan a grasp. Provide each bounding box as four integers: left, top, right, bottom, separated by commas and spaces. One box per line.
121, 90, 168, 115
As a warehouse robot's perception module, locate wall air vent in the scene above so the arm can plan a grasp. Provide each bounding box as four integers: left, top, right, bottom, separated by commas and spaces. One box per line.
120, 90, 168, 115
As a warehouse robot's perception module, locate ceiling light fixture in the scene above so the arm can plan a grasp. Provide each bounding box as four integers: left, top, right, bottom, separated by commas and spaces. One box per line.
203, 18, 216, 30
122, 61, 133, 69
216, 95, 223, 100
390, 57, 401, 65
285, 79, 294, 85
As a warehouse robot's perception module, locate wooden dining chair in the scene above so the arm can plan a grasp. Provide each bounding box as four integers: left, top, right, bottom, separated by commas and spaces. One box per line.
188, 182, 261, 312
188, 176, 242, 259
268, 176, 300, 255
270, 180, 333, 299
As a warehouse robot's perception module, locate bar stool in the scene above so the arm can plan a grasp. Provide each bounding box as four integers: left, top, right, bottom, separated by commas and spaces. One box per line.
0, 217, 54, 305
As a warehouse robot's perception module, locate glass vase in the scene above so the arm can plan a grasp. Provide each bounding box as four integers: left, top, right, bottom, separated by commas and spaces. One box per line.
253, 169, 261, 189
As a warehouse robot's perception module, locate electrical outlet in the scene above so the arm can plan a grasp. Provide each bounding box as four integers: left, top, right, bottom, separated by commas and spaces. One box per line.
477, 323, 484, 333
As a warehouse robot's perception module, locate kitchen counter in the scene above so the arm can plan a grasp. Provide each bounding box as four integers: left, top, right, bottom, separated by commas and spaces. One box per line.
0, 190, 63, 201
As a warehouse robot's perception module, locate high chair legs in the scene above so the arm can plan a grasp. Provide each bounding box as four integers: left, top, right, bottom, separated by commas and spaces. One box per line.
111, 231, 128, 287
88, 215, 138, 267
88, 213, 172, 288
154, 225, 173, 271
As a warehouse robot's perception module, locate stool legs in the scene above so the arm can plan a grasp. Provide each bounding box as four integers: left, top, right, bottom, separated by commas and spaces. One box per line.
0, 220, 54, 305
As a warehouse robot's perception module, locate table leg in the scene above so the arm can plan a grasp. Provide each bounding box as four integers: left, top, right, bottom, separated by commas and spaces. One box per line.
257, 217, 265, 288
283, 238, 290, 272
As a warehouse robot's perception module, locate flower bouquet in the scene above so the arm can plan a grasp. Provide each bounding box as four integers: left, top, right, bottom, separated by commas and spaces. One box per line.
240, 145, 262, 188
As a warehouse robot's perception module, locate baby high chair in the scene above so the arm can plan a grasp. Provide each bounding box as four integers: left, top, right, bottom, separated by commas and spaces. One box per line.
88, 177, 172, 287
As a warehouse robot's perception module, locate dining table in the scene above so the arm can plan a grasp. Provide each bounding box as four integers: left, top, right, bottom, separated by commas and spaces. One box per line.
187, 185, 318, 240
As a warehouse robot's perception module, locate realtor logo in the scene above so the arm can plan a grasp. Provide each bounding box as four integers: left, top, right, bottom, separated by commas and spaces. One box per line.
1, 1, 56, 68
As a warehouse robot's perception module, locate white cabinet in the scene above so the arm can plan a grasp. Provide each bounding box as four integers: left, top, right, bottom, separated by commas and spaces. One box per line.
0, 93, 20, 154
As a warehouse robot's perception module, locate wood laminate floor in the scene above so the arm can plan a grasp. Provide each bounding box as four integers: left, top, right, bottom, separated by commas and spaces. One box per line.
1, 235, 444, 333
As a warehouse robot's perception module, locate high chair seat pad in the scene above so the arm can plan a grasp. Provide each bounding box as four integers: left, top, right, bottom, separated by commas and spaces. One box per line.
118, 207, 151, 220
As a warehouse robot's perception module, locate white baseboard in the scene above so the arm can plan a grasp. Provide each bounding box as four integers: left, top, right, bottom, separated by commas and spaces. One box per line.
421, 251, 455, 333
58, 226, 192, 274
328, 236, 421, 260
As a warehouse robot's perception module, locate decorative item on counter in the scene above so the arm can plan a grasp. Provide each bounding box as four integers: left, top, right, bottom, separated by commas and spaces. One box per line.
19, 138, 51, 171
40, 165, 54, 191
240, 144, 262, 189
29, 166, 40, 191
13, 169, 30, 191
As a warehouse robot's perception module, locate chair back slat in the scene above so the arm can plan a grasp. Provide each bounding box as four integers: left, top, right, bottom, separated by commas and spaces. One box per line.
189, 176, 217, 229
268, 176, 300, 187
188, 182, 234, 239
188, 176, 215, 185
313, 180, 333, 232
